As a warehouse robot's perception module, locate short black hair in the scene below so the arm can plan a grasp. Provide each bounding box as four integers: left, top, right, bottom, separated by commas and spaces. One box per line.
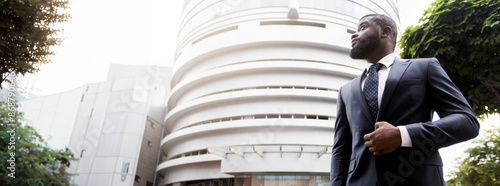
361, 14, 397, 43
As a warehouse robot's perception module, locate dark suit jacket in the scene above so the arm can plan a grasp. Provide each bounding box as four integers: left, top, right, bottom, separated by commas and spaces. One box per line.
330, 58, 480, 186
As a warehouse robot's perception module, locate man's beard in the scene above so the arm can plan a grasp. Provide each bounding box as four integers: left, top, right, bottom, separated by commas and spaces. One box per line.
350, 30, 380, 59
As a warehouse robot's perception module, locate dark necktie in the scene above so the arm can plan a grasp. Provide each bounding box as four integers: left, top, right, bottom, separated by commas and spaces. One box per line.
363, 63, 384, 119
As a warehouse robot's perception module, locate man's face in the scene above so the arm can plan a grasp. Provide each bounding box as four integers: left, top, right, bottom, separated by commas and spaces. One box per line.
350, 17, 381, 59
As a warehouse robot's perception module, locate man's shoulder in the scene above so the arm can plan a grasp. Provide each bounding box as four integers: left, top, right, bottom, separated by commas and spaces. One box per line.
339, 78, 357, 93
398, 57, 440, 69
400, 57, 439, 64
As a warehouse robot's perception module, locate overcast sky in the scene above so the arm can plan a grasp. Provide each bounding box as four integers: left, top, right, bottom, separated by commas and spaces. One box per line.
23, 0, 499, 179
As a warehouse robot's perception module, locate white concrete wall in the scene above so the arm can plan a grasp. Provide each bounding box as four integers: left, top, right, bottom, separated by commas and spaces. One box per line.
20, 87, 83, 149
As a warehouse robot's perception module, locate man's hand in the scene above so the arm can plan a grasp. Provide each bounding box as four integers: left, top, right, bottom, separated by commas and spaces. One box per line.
363, 121, 402, 156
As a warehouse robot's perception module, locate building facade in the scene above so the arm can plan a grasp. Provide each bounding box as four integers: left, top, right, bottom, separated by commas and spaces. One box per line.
19, 64, 171, 186
157, 0, 400, 185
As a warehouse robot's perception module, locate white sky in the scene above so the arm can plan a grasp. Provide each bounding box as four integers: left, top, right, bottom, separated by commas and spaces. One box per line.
25, 0, 499, 180
30, 0, 183, 95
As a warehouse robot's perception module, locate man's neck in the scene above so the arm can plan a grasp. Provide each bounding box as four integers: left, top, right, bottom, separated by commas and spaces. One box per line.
365, 45, 395, 63
366, 51, 393, 64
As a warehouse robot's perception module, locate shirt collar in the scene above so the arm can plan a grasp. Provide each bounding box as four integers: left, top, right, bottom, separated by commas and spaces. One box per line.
365, 53, 397, 70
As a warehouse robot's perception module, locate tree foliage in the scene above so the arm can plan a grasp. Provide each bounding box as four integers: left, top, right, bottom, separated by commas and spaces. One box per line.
0, 0, 70, 86
446, 125, 500, 186
0, 100, 74, 185
399, 0, 500, 118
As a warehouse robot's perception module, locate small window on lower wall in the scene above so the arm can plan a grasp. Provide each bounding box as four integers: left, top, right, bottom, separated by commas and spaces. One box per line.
294, 115, 305, 119
268, 114, 279, 119
318, 115, 329, 120
306, 115, 317, 119
255, 115, 266, 119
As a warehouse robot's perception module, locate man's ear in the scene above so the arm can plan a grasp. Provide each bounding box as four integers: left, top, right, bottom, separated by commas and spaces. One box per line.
380, 26, 392, 38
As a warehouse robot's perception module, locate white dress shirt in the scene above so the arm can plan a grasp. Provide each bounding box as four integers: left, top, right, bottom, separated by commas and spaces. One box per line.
361, 53, 412, 147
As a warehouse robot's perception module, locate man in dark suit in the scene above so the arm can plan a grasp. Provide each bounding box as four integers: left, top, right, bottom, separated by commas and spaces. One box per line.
330, 14, 480, 186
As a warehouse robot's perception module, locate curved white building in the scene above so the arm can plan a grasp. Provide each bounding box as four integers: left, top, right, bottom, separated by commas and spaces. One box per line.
157, 0, 400, 185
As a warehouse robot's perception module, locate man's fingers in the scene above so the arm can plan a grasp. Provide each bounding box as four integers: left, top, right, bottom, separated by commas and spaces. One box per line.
364, 141, 372, 147
374, 121, 389, 130
363, 134, 370, 141
369, 145, 384, 156
369, 146, 383, 155
367, 141, 386, 156
369, 146, 376, 152
366, 121, 398, 156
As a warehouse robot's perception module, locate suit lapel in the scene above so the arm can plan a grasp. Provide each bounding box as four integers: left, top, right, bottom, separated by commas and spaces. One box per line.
378, 58, 411, 119
351, 69, 375, 124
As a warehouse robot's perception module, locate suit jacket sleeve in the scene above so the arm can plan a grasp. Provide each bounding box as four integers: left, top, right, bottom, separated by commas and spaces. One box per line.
330, 88, 352, 186
405, 58, 480, 150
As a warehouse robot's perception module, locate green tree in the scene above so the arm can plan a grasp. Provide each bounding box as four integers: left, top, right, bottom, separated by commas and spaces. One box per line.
0, 0, 70, 87
446, 125, 500, 185
399, 0, 500, 118
0, 99, 75, 185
